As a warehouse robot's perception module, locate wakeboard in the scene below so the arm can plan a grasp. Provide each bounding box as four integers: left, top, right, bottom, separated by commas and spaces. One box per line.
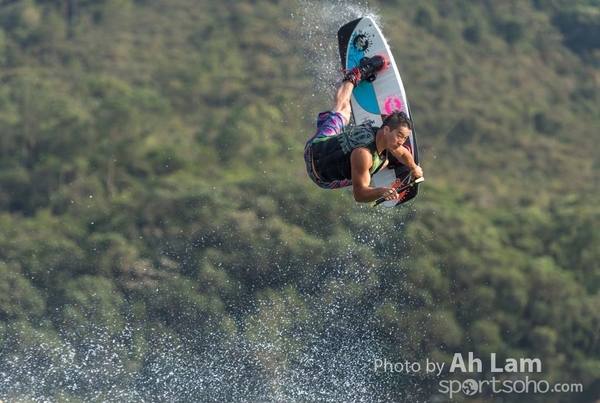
338, 17, 420, 207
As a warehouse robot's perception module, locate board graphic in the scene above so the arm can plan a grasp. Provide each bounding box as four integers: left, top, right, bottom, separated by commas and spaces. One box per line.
338, 17, 420, 207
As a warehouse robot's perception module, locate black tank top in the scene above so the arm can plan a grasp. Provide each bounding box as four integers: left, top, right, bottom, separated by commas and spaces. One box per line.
311, 124, 387, 182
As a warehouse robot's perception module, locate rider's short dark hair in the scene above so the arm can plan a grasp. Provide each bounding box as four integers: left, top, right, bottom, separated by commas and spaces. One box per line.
382, 110, 412, 131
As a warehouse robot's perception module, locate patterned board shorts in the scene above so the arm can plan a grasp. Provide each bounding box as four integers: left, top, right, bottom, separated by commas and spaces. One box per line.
304, 111, 352, 189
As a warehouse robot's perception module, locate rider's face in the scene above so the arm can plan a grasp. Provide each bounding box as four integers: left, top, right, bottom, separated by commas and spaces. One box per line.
392, 126, 411, 147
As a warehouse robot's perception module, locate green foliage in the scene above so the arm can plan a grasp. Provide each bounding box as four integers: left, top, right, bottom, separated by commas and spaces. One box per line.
0, 0, 598, 401
58, 275, 126, 336
552, 5, 600, 54
0, 262, 46, 320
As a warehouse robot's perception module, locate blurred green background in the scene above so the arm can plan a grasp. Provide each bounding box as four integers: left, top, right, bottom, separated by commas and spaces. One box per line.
0, 0, 598, 401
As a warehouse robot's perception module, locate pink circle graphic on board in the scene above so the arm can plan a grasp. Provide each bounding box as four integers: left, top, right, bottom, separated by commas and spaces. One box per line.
384, 96, 404, 115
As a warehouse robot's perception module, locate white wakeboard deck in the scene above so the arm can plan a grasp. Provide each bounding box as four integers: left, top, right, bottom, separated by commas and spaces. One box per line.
338, 17, 420, 207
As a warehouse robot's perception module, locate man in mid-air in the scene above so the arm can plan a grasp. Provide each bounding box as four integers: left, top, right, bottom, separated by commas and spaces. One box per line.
304, 55, 423, 203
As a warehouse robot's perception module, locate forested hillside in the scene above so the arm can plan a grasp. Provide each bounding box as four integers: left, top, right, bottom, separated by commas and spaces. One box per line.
0, 0, 599, 401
